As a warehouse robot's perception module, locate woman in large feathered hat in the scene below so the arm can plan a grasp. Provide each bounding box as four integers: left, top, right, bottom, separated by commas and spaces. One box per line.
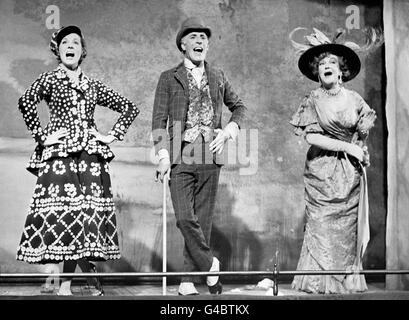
289, 27, 382, 294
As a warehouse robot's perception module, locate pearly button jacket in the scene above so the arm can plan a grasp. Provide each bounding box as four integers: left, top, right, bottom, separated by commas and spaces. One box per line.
18, 65, 140, 175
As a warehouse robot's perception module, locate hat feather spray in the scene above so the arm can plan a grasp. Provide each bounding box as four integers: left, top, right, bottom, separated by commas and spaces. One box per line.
289, 27, 384, 55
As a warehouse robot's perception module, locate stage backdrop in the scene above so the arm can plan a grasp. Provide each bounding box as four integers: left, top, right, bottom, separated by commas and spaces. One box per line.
0, 0, 386, 279
384, 0, 409, 290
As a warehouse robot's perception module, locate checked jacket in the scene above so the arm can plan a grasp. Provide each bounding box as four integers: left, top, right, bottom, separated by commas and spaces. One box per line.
151, 61, 247, 164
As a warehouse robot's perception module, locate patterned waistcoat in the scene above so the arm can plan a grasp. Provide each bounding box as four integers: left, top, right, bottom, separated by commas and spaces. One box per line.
183, 70, 214, 143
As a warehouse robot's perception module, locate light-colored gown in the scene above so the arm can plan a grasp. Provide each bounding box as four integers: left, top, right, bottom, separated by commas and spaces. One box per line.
290, 87, 376, 294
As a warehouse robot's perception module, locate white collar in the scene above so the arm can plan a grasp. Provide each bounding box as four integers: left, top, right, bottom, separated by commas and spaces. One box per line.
184, 58, 204, 73
59, 63, 82, 77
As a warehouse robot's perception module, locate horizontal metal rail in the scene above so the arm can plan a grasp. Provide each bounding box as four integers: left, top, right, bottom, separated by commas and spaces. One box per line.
0, 269, 408, 278
1, 269, 408, 296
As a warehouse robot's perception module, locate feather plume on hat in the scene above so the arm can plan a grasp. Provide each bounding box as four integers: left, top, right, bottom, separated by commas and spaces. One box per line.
290, 27, 384, 82
289, 26, 384, 55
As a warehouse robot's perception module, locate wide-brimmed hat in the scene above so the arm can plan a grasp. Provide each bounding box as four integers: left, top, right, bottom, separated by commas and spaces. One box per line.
290, 27, 363, 82
176, 17, 211, 52
298, 43, 361, 82
49, 25, 87, 63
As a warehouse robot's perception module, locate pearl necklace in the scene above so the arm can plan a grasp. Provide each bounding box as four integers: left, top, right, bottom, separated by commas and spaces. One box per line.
320, 86, 342, 97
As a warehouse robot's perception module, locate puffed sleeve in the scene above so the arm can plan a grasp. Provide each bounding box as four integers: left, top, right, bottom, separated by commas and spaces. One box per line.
18, 72, 52, 145
289, 94, 323, 136
354, 91, 376, 140
95, 80, 140, 141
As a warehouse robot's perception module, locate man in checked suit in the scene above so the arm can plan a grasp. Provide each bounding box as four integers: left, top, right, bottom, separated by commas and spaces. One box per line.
152, 17, 247, 295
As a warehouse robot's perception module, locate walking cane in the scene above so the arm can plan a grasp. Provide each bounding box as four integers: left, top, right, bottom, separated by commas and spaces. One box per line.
162, 172, 169, 296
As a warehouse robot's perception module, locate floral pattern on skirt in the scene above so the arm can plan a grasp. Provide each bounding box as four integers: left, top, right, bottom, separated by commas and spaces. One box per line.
16, 151, 120, 263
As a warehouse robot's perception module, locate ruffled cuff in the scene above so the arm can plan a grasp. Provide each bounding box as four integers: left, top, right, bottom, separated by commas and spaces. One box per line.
108, 123, 126, 141
357, 109, 376, 139
158, 148, 170, 161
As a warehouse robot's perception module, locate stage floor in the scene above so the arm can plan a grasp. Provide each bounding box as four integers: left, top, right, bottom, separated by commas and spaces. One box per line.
1, 281, 408, 299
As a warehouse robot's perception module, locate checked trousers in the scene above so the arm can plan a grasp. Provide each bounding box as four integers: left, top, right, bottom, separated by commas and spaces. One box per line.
169, 137, 221, 283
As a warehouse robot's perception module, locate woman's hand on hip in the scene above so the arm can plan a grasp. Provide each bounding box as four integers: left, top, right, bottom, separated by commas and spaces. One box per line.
89, 128, 117, 145
43, 128, 69, 146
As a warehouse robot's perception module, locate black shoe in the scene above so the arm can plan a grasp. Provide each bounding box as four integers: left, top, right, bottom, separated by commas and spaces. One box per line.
178, 292, 200, 296
207, 258, 222, 294
89, 262, 104, 296
208, 280, 222, 295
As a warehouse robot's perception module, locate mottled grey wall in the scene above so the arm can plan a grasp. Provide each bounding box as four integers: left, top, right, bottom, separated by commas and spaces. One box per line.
0, 0, 385, 277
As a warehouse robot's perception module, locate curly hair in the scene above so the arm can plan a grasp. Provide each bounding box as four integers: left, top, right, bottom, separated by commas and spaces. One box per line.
309, 52, 351, 81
